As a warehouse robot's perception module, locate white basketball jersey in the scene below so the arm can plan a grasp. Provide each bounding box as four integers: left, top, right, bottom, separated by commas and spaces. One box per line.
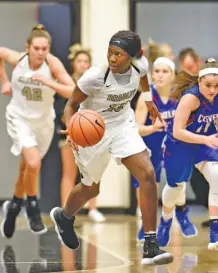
78, 65, 141, 124
7, 54, 55, 121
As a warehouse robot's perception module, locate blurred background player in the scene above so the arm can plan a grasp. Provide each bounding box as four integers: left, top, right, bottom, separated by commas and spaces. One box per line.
0, 24, 75, 238
157, 58, 218, 249
135, 57, 177, 241
58, 43, 105, 222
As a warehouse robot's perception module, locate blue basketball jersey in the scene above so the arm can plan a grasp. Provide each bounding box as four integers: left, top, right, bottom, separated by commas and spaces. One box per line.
165, 84, 218, 186
184, 85, 218, 136
132, 84, 177, 187
143, 84, 177, 152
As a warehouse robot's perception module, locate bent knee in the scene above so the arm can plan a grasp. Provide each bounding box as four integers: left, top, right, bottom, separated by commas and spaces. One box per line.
25, 158, 41, 172
90, 182, 100, 198
137, 166, 156, 184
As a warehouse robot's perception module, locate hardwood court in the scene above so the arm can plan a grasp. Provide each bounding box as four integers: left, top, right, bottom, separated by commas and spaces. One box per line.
0, 207, 217, 273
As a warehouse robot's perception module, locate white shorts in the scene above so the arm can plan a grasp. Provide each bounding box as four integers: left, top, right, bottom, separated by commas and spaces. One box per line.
73, 118, 149, 186
6, 111, 54, 158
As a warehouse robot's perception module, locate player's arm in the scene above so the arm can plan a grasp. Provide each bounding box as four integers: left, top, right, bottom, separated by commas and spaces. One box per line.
0, 47, 21, 95
32, 54, 75, 99
64, 66, 102, 128
135, 92, 162, 136
0, 47, 21, 83
0, 47, 21, 67
64, 86, 88, 128
140, 74, 163, 124
173, 94, 207, 144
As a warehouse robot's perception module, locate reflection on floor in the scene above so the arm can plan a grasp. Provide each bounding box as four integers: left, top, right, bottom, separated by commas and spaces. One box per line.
0, 206, 217, 273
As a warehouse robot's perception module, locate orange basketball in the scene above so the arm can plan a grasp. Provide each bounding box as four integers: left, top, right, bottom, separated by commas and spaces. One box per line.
68, 110, 105, 147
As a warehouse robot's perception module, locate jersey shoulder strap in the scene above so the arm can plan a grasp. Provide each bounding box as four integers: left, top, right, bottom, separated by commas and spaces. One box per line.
131, 62, 140, 74
104, 67, 110, 84
17, 52, 28, 63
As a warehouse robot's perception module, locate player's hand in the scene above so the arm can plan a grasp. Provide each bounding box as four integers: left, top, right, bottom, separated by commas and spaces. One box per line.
60, 129, 78, 151
153, 118, 167, 132
145, 101, 163, 124
31, 73, 48, 85
67, 135, 78, 151
1, 81, 12, 96
204, 134, 218, 149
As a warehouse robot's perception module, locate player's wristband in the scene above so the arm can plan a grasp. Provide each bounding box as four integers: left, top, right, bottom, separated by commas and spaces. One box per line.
141, 90, 152, 102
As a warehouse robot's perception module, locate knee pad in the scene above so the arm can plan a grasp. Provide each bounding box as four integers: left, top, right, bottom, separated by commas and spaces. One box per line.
197, 161, 218, 192
162, 182, 186, 208
198, 161, 218, 207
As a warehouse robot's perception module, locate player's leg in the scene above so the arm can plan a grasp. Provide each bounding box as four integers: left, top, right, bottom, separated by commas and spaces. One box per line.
23, 121, 54, 234
59, 141, 78, 206
137, 156, 162, 242
157, 143, 197, 247
50, 146, 111, 250
1, 156, 26, 238
111, 120, 173, 265
22, 146, 47, 234
122, 150, 173, 265
195, 161, 218, 249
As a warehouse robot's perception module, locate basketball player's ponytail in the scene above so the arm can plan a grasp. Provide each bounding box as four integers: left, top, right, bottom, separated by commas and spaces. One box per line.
32, 24, 46, 32
27, 24, 51, 45
171, 71, 198, 100
171, 58, 218, 100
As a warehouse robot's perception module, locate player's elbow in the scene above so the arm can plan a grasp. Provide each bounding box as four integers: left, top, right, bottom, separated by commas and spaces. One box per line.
0, 47, 7, 60
173, 128, 182, 140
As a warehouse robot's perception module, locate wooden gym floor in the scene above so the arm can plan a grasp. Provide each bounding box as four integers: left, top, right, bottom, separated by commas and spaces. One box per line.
0, 206, 217, 273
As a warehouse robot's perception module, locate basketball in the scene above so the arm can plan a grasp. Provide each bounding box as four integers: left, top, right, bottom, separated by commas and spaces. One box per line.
68, 110, 105, 147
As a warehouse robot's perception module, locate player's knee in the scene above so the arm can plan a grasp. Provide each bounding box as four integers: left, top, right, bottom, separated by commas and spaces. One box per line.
25, 158, 41, 172
137, 165, 155, 185
89, 182, 100, 198
162, 182, 186, 207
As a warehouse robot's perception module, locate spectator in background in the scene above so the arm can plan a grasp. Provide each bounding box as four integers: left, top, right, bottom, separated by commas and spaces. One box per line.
59, 44, 105, 223
178, 47, 202, 75
178, 47, 209, 227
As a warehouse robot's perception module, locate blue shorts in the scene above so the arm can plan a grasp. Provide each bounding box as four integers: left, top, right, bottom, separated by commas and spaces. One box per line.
164, 140, 195, 187
132, 149, 163, 188
195, 145, 218, 164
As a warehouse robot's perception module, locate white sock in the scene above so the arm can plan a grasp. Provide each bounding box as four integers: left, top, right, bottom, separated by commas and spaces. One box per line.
162, 211, 173, 221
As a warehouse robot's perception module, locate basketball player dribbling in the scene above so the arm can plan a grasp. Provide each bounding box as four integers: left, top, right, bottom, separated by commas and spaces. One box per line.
0, 24, 75, 238
50, 30, 173, 265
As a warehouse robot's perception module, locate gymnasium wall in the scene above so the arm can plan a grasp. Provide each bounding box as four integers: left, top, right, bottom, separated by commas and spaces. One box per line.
0, 2, 38, 199
136, 2, 218, 62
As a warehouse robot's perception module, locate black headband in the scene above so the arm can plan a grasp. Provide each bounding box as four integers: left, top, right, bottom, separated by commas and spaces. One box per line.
109, 37, 136, 58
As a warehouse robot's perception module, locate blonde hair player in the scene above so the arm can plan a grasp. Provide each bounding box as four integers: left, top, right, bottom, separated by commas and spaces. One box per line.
50, 30, 173, 265
59, 43, 105, 222
0, 24, 75, 238
136, 57, 177, 241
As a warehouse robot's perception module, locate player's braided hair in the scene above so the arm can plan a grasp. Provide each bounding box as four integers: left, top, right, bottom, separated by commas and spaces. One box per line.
171, 58, 218, 100
110, 30, 142, 58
